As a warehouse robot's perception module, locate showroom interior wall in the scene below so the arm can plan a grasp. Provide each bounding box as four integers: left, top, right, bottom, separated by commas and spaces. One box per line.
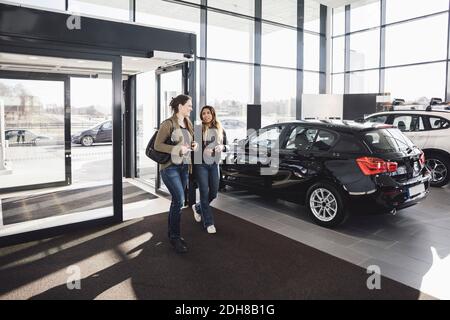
332, 0, 450, 102
7, 0, 326, 128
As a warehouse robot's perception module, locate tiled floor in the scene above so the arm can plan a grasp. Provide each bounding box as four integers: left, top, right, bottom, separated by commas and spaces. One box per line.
212, 185, 450, 300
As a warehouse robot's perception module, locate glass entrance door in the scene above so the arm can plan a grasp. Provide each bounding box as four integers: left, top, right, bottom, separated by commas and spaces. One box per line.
0, 51, 117, 239
156, 66, 184, 192
0, 73, 69, 192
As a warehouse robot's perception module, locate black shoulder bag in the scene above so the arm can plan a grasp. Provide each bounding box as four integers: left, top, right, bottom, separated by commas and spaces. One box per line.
145, 123, 175, 164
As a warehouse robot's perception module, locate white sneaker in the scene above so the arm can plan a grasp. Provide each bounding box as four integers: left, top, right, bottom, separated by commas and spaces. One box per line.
207, 225, 216, 234
192, 204, 202, 222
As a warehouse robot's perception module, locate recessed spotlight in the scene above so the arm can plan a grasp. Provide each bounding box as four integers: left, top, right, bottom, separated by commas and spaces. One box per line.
28, 56, 39, 60
77, 60, 85, 63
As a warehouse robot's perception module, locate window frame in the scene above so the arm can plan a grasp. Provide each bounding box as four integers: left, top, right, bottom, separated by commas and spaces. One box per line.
284, 125, 317, 151
310, 129, 338, 152
391, 114, 420, 132
283, 125, 339, 153
247, 124, 287, 149
331, 132, 366, 154
424, 115, 450, 131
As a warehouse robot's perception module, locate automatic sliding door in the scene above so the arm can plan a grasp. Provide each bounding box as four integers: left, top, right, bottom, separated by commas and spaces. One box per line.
156, 67, 183, 193
0, 51, 116, 238
136, 71, 158, 187
0, 75, 68, 192
135, 67, 183, 192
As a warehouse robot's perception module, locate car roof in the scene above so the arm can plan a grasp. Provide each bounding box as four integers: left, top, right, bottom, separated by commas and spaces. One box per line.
367, 110, 450, 119
272, 120, 394, 133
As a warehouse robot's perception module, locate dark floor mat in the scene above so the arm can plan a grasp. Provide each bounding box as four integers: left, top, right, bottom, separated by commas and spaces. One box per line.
0, 208, 433, 300
1, 182, 157, 225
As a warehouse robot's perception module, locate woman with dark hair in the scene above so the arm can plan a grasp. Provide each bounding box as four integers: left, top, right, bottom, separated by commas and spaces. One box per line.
154, 94, 198, 253
192, 105, 227, 234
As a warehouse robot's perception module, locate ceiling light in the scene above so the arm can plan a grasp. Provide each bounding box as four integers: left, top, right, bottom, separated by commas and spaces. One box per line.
28, 56, 39, 60
131, 58, 141, 61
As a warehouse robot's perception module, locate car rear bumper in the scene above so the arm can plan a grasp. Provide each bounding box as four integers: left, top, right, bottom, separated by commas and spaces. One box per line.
348, 171, 431, 213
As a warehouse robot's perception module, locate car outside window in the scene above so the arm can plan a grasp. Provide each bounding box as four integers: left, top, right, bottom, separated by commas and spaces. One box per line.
248, 126, 284, 149
363, 128, 414, 153
311, 130, 336, 152
333, 133, 365, 153
285, 127, 317, 151
5, 131, 17, 139
428, 116, 450, 130
392, 115, 414, 132
102, 121, 112, 130
366, 115, 388, 124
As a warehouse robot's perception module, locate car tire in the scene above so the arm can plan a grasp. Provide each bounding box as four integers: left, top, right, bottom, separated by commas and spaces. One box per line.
81, 135, 94, 147
425, 152, 450, 187
306, 182, 348, 228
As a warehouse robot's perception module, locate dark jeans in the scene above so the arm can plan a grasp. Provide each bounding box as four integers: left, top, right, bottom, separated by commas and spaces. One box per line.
194, 163, 219, 227
160, 164, 189, 240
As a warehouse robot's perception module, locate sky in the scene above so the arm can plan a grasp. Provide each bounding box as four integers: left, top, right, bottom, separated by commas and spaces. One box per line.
0, 78, 112, 115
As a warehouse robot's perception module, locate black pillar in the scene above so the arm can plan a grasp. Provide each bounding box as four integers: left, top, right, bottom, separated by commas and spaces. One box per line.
123, 76, 136, 178
247, 104, 262, 132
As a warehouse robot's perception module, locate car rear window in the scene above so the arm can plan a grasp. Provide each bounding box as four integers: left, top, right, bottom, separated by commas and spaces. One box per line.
363, 128, 415, 153
428, 116, 450, 129
333, 133, 366, 153
311, 130, 336, 152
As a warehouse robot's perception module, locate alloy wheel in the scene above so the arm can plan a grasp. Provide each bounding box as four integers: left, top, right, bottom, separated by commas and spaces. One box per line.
426, 158, 448, 184
309, 188, 338, 222
82, 136, 94, 147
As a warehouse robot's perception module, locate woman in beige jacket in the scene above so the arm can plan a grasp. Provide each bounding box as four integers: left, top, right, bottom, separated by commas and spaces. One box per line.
154, 94, 198, 254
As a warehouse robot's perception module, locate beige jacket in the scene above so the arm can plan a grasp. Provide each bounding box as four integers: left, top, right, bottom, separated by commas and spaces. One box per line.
154, 114, 194, 172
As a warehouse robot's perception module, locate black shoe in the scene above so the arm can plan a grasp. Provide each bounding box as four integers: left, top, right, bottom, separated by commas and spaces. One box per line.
179, 237, 187, 246
170, 238, 188, 253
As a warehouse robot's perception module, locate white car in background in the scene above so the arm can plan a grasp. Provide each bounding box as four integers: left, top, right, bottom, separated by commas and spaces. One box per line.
221, 118, 247, 143
363, 110, 450, 187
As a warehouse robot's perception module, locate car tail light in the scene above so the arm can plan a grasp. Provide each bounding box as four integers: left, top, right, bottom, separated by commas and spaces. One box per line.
419, 152, 425, 166
356, 157, 398, 176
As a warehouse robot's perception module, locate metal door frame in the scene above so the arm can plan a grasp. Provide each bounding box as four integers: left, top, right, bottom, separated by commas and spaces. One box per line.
0, 71, 72, 193
0, 45, 123, 245
155, 63, 188, 194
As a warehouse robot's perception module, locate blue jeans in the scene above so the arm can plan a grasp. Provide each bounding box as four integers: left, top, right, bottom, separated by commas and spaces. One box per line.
194, 163, 219, 228
160, 164, 189, 240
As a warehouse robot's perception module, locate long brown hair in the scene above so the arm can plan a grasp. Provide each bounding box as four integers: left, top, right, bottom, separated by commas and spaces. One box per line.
169, 94, 193, 132
169, 94, 191, 114
200, 105, 223, 143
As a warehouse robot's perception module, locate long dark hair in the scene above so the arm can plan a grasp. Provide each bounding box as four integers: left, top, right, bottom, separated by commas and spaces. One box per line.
200, 105, 223, 143
169, 94, 191, 114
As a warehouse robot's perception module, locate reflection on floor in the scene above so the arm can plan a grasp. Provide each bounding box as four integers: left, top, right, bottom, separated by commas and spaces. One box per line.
1, 182, 157, 225
0, 179, 170, 237
212, 185, 450, 300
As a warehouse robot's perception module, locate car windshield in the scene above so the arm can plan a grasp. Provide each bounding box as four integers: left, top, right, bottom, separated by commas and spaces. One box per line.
363, 128, 415, 153
88, 122, 104, 131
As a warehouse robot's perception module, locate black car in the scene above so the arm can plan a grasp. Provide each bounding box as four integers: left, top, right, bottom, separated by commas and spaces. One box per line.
221, 120, 431, 227
71, 120, 112, 146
